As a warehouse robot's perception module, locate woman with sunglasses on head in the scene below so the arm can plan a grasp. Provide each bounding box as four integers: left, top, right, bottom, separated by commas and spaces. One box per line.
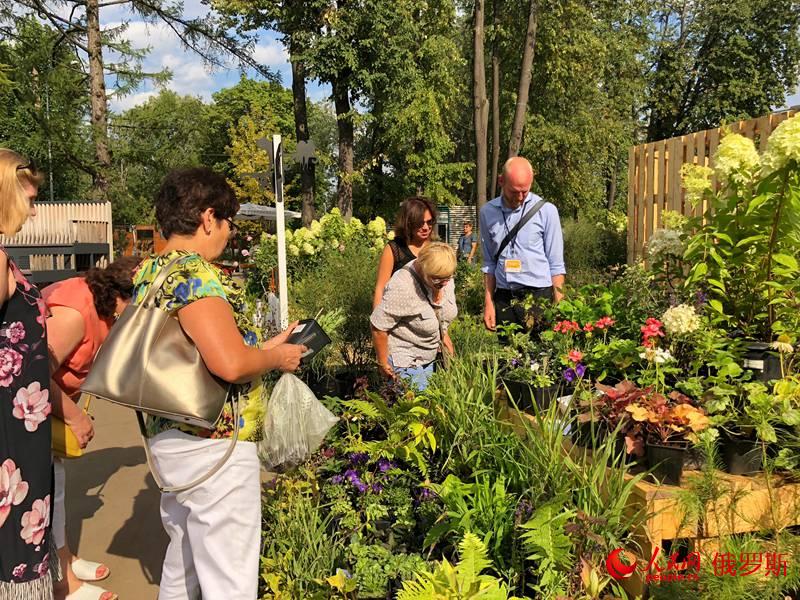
0, 151, 59, 598
43, 256, 140, 600
372, 196, 438, 309
371, 242, 458, 391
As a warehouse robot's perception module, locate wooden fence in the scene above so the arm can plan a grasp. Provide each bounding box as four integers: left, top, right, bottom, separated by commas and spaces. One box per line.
626, 109, 798, 263
0, 201, 113, 249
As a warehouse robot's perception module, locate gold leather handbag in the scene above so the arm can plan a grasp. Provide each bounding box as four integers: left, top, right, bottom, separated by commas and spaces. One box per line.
80, 255, 237, 493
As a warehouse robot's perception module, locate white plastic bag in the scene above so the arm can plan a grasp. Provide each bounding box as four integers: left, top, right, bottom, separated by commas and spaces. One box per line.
258, 373, 339, 469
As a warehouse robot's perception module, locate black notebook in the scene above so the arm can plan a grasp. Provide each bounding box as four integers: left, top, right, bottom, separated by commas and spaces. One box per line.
286, 319, 332, 361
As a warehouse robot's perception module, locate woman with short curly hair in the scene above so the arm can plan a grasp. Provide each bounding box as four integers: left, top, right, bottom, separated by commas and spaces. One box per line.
42, 256, 140, 600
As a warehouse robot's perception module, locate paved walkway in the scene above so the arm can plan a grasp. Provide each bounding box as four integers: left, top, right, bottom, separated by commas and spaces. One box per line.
64, 399, 166, 599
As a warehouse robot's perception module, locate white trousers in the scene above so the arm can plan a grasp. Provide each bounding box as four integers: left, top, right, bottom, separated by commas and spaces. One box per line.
148, 430, 260, 600
53, 457, 67, 549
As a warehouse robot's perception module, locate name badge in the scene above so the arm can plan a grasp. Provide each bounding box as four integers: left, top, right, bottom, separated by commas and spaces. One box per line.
504, 259, 522, 273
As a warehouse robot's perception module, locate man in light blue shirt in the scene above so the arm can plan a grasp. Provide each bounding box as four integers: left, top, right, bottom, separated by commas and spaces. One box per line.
479, 157, 565, 335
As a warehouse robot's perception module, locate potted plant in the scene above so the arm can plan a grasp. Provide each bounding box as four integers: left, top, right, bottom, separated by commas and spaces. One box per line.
626, 390, 710, 486
576, 380, 643, 459
682, 122, 800, 379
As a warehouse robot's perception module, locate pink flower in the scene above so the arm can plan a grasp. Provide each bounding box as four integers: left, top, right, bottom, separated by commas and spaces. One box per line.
20, 495, 49, 546
595, 316, 615, 329
0, 348, 23, 387
0, 459, 29, 528
641, 317, 665, 348
4, 322, 25, 343
12, 563, 26, 579
246, 235, 253, 242
12, 382, 51, 433
554, 320, 580, 334
34, 554, 49, 577
583, 323, 594, 332
568, 349, 584, 363
241, 249, 251, 257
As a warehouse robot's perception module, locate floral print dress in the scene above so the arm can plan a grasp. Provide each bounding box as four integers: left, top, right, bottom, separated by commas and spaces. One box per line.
0, 251, 56, 599
132, 250, 266, 441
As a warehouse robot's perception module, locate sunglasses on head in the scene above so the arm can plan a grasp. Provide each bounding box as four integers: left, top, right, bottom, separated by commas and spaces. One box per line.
16, 157, 37, 173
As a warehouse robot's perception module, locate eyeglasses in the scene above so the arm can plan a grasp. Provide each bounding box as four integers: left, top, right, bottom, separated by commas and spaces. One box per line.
224, 217, 238, 234
430, 276, 452, 286
417, 218, 436, 229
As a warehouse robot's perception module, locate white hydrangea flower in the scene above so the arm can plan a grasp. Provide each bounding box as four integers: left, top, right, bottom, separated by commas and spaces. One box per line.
367, 216, 386, 238
662, 304, 701, 336
639, 347, 674, 364
387, 231, 396, 241
288, 244, 300, 256
330, 238, 340, 249
646, 228, 684, 260
310, 220, 322, 234
680, 164, 713, 207
761, 114, 800, 174
714, 133, 760, 186
302, 242, 315, 255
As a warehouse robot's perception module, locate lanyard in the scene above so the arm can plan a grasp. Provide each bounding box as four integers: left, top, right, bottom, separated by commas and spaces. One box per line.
501, 197, 532, 256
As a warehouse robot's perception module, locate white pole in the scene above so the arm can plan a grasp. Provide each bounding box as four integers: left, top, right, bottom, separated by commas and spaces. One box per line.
272, 134, 289, 329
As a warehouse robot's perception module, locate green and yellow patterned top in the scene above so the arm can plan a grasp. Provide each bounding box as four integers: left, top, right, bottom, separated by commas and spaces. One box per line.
132, 250, 266, 441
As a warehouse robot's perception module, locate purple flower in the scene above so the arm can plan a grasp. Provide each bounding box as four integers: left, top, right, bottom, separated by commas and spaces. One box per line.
511, 358, 520, 368
377, 458, 395, 473
563, 368, 576, 383
344, 469, 359, 482
330, 475, 344, 485
354, 481, 368, 494
348, 452, 369, 465
575, 363, 586, 378
515, 499, 533, 521
372, 483, 384, 494
417, 486, 437, 502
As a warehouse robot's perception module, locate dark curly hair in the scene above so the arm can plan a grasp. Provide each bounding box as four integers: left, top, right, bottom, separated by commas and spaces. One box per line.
393, 196, 438, 244
85, 256, 141, 319
155, 167, 239, 238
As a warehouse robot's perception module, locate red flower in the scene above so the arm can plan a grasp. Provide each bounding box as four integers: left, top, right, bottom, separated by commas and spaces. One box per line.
554, 320, 580, 334
568, 349, 584, 363
595, 316, 615, 329
641, 318, 665, 347
583, 323, 595, 332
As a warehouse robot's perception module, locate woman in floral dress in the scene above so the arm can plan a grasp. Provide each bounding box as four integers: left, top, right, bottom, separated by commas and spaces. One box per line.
0, 150, 58, 598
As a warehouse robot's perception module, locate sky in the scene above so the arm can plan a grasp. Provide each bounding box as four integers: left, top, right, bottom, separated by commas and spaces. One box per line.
92, 0, 331, 112
70, 0, 800, 113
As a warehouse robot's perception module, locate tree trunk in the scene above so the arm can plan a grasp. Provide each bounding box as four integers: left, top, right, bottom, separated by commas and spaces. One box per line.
86, 0, 111, 199
473, 0, 489, 214
489, 0, 502, 199
507, 0, 538, 158
290, 51, 315, 227
333, 76, 354, 220
606, 160, 618, 210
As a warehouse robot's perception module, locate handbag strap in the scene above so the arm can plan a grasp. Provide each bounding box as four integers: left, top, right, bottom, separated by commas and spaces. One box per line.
136, 395, 240, 494
493, 199, 546, 263
139, 254, 192, 310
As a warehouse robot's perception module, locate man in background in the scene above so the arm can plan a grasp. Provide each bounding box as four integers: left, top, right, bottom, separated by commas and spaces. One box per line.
457, 221, 477, 264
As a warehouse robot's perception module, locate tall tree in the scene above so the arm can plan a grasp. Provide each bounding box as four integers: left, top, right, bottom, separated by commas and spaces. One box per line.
645, 0, 800, 141
489, 0, 502, 199
473, 0, 489, 213
507, 0, 538, 158
2, 0, 273, 199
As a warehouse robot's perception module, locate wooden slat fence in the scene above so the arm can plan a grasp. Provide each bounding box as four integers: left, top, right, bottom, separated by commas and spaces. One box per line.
627, 109, 797, 263
0, 201, 113, 251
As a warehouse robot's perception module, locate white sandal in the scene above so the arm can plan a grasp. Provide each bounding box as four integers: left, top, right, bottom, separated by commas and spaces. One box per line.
71, 558, 110, 582
65, 582, 118, 600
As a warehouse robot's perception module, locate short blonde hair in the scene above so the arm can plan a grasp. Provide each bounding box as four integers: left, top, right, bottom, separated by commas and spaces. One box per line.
0, 149, 42, 235
416, 242, 456, 279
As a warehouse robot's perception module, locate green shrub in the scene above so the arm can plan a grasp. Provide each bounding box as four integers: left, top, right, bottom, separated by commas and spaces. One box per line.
562, 211, 626, 278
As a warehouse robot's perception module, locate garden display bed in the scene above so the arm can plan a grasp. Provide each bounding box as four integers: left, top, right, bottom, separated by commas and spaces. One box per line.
503, 403, 800, 597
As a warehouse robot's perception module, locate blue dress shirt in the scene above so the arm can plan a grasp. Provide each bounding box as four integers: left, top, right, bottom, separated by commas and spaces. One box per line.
479, 192, 566, 290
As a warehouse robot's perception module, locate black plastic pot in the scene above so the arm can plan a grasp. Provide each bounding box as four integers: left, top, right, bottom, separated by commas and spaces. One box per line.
646, 441, 688, 486
501, 379, 559, 412
610, 435, 643, 467
722, 435, 763, 475
743, 342, 782, 383
571, 420, 607, 448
